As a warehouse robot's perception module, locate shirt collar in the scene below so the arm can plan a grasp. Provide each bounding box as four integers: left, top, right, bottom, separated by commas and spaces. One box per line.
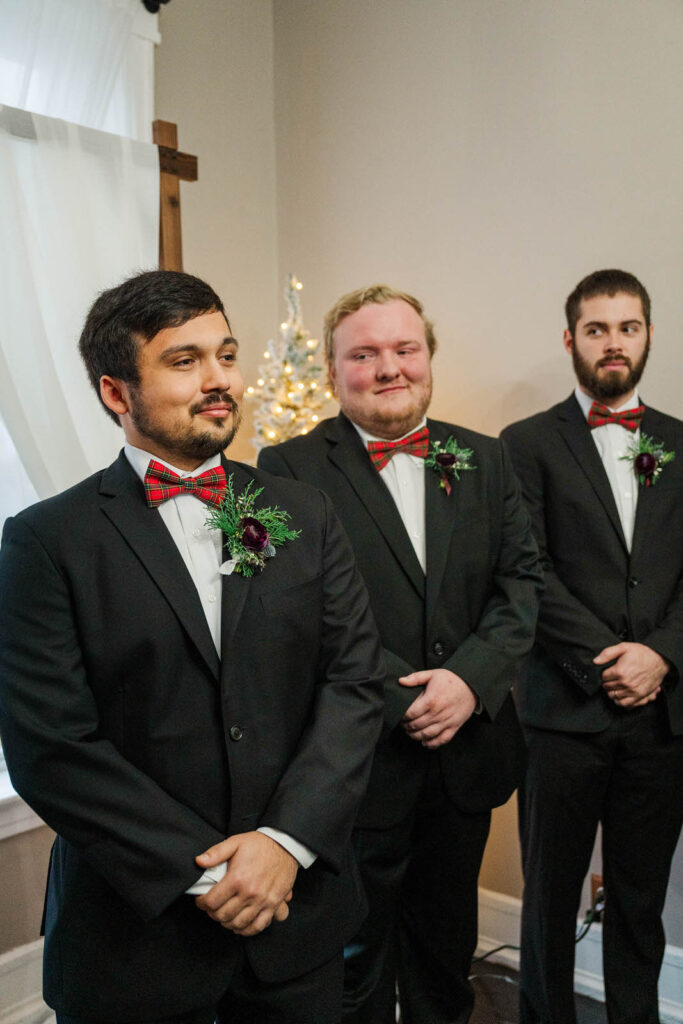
124, 442, 222, 483
574, 386, 641, 421
352, 417, 428, 449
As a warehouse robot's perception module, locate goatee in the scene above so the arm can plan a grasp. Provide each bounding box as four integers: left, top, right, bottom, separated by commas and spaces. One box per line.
129, 390, 242, 462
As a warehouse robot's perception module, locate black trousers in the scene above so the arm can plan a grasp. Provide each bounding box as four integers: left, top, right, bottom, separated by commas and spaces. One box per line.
56, 946, 344, 1024
519, 703, 683, 1024
343, 755, 491, 1024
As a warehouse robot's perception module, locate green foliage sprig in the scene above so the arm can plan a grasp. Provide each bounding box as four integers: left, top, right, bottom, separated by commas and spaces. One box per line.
425, 436, 476, 495
205, 475, 300, 577
619, 433, 675, 488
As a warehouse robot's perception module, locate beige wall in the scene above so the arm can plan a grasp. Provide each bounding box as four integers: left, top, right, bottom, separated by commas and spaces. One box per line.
272, 0, 682, 433
155, 0, 279, 463
0, 826, 53, 955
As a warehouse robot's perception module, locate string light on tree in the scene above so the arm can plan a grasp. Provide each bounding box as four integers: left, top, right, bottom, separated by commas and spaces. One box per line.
249, 275, 332, 452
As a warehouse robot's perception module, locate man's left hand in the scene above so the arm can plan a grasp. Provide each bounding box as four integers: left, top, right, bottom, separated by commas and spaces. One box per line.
595, 642, 670, 708
399, 668, 477, 748
194, 831, 298, 936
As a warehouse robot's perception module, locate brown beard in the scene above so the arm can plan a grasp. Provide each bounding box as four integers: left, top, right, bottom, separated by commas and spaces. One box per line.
129, 389, 242, 462
571, 339, 650, 402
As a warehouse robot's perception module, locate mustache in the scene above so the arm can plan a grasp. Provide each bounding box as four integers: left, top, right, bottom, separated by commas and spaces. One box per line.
597, 355, 631, 369
190, 393, 238, 416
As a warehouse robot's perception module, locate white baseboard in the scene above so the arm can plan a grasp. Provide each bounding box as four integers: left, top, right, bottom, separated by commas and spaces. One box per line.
477, 886, 683, 1023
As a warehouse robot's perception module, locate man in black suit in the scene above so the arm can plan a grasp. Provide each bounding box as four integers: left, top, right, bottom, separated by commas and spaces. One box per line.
501, 269, 683, 1024
0, 270, 385, 1024
258, 284, 542, 1023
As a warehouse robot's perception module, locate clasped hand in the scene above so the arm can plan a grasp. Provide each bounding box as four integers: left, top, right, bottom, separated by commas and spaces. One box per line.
399, 668, 477, 749
194, 831, 297, 936
595, 641, 669, 708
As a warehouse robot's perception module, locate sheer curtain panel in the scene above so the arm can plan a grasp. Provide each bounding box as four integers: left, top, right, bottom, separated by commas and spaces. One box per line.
0, 0, 158, 140
0, 104, 159, 497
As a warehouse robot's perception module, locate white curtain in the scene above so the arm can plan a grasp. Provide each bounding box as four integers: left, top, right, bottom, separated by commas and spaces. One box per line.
0, 0, 158, 140
0, 104, 159, 498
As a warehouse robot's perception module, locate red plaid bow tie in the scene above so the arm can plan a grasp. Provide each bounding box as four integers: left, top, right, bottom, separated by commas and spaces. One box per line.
587, 401, 644, 432
367, 426, 430, 472
144, 460, 227, 508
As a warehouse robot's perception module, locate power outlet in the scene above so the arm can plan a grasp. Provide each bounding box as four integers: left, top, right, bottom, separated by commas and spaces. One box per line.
590, 873, 605, 922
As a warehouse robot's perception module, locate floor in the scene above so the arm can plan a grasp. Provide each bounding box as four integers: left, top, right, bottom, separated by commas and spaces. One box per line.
470, 961, 606, 1024
36, 969, 608, 1024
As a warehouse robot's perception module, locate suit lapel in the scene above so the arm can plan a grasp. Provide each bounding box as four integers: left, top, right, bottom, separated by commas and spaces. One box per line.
326, 415, 425, 597
100, 452, 220, 679
630, 404, 669, 563
424, 420, 464, 622
556, 395, 628, 552
218, 458, 253, 645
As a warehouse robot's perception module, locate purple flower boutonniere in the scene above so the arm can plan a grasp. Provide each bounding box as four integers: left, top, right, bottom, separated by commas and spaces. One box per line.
425, 436, 476, 496
204, 475, 300, 576
619, 433, 675, 488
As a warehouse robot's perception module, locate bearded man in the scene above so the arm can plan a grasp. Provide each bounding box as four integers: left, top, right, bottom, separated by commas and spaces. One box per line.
502, 269, 683, 1024
0, 270, 385, 1024
259, 284, 542, 1024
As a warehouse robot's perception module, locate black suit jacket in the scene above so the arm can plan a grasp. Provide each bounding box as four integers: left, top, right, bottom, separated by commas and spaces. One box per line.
259, 414, 542, 828
502, 395, 683, 735
0, 452, 385, 1020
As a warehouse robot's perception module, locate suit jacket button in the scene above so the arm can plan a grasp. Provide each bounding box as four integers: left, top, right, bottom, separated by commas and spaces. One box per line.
432, 641, 444, 657
229, 725, 244, 741
628, 577, 639, 588
618, 629, 629, 640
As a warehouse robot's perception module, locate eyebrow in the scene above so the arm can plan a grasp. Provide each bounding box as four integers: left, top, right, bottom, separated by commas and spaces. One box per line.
583, 319, 642, 329
159, 338, 238, 358
347, 338, 422, 351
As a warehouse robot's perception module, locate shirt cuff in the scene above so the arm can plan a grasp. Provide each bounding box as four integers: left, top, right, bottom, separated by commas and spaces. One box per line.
185, 861, 227, 895
258, 827, 317, 868
184, 829, 317, 895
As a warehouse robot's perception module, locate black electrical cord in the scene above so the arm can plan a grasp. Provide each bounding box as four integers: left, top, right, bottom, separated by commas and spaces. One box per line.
471, 943, 521, 964
576, 885, 605, 944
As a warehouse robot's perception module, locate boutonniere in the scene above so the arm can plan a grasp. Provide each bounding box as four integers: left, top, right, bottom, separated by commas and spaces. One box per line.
619, 433, 675, 487
425, 436, 476, 495
205, 475, 300, 576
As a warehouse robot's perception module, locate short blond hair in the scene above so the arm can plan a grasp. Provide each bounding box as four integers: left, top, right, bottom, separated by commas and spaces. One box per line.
323, 284, 437, 365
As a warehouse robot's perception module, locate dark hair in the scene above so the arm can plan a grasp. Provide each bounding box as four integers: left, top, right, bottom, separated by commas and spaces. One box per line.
565, 269, 651, 337
79, 270, 228, 425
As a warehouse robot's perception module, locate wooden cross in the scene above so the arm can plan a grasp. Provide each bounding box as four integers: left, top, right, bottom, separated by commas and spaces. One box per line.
152, 120, 198, 272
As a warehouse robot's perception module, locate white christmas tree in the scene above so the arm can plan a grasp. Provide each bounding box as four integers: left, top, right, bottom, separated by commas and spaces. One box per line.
248, 275, 332, 453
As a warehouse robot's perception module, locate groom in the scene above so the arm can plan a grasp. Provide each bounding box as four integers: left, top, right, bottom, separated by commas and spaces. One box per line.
0, 270, 385, 1024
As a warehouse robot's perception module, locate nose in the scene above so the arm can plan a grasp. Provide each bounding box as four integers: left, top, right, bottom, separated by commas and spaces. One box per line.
604, 329, 623, 352
376, 350, 401, 379
201, 359, 233, 393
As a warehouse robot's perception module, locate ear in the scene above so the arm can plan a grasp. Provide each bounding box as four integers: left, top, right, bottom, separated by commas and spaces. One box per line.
100, 376, 131, 418
648, 323, 654, 347
562, 329, 574, 355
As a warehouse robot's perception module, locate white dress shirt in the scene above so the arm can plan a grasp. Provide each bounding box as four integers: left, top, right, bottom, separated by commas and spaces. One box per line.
125, 445, 315, 895
350, 420, 481, 713
574, 388, 640, 551
353, 420, 427, 572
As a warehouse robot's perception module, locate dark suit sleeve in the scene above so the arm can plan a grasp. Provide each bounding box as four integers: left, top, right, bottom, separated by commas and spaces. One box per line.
0, 516, 226, 921
258, 444, 414, 733
439, 440, 543, 717
256, 492, 385, 869
642, 576, 683, 683
501, 424, 620, 694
